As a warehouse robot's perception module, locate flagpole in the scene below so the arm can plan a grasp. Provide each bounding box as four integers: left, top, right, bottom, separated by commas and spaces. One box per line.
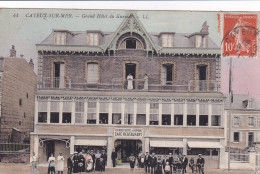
228, 57, 233, 171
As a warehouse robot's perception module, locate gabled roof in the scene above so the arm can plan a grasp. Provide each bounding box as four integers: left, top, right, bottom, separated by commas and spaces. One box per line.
224, 94, 260, 110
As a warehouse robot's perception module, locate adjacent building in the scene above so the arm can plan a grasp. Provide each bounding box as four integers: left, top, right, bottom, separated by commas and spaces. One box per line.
225, 94, 260, 149
0, 46, 37, 143
31, 12, 225, 169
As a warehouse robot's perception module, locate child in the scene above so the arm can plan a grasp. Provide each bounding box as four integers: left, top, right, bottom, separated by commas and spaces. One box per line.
164, 162, 171, 174
49, 160, 55, 174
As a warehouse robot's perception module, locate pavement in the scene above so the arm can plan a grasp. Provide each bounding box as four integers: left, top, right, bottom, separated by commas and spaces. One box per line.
0, 163, 256, 174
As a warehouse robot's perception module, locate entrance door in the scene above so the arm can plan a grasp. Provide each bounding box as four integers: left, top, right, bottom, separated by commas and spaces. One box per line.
46, 140, 55, 161
114, 139, 142, 163
249, 132, 254, 147
125, 63, 136, 89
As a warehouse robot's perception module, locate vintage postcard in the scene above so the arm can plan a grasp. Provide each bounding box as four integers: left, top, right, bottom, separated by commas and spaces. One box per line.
0, 7, 260, 174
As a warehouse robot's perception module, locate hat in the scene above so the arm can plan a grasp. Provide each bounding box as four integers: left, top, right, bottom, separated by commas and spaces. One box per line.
198, 154, 202, 156
70, 153, 74, 155
74, 151, 78, 154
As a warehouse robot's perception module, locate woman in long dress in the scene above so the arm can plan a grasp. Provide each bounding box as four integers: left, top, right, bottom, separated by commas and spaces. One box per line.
143, 74, 148, 90
127, 74, 134, 89
57, 153, 64, 174
129, 153, 136, 172
95, 150, 102, 171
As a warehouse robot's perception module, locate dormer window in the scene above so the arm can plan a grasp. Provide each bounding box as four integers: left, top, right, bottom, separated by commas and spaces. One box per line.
160, 33, 174, 47
126, 39, 136, 49
87, 32, 99, 46
196, 35, 207, 48
54, 32, 66, 45
243, 99, 254, 109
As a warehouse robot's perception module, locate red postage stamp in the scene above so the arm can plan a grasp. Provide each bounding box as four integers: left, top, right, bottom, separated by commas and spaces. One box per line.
222, 14, 258, 57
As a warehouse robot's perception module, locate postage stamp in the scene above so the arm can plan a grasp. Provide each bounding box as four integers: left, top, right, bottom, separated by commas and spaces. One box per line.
222, 14, 258, 57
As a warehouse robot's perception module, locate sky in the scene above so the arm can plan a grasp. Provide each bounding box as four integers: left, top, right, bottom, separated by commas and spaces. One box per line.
0, 8, 260, 101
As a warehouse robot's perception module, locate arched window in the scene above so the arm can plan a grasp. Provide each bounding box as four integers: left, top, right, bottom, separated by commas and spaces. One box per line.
119, 38, 144, 49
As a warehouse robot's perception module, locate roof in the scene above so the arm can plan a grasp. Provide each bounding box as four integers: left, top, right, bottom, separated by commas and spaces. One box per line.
37, 12, 219, 55
224, 94, 260, 110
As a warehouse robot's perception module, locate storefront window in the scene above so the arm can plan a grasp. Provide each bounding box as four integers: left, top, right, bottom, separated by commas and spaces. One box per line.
87, 102, 96, 124
187, 148, 210, 156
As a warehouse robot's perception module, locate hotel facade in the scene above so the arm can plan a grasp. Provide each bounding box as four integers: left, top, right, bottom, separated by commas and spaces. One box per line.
31, 12, 226, 169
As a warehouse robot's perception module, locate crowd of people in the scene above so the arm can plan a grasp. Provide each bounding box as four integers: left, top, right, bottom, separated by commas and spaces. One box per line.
44, 149, 107, 174
127, 152, 205, 174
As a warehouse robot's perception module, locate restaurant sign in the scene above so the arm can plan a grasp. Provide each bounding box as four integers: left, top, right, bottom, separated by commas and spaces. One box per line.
114, 128, 143, 137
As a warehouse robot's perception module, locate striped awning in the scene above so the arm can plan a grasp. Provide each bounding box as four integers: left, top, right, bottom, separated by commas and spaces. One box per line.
187, 141, 223, 148
150, 140, 184, 148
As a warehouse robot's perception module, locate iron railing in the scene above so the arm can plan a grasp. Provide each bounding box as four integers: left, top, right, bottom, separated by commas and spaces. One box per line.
38, 77, 219, 93
0, 143, 30, 154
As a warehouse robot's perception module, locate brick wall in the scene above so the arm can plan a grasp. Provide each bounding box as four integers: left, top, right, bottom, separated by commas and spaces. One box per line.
41, 54, 217, 86
0, 58, 37, 142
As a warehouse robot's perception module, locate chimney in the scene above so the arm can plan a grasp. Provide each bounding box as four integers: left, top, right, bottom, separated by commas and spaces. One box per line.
10, 45, 16, 57
29, 58, 34, 70
200, 21, 209, 34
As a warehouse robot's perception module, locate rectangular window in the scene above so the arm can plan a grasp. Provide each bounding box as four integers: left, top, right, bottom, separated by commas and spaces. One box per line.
112, 113, 121, 124
233, 116, 241, 126
212, 104, 222, 115
112, 102, 121, 124
212, 115, 221, 126
234, 132, 240, 142
161, 64, 173, 85
137, 114, 146, 125
125, 103, 134, 125
50, 112, 59, 123
87, 63, 99, 84
62, 113, 71, 123
75, 101, 84, 124
38, 101, 48, 123
199, 115, 208, 126
174, 115, 183, 125
162, 114, 171, 125
248, 117, 256, 127
187, 115, 196, 126
150, 114, 158, 125
99, 113, 108, 124
87, 102, 96, 124
38, 112, 47, 123
53, 62, 65, 88
137, 102, 146, 114
62, 102, 71, 123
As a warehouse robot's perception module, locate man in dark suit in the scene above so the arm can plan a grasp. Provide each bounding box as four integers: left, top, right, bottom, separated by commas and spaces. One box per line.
101, 150, 107, 171
144, 152, 151, 173
149, 153, 157, 174
181, 154, 188, 174
111, 149, 117, 167
67, 153, 73, 174
168, 153, 173, 173
196, 154, 205, 174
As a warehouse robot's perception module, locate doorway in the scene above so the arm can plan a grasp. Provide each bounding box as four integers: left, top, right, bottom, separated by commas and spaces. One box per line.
114, 139, 142, 163
125, 63, 136, 89
46, 140, 55, 161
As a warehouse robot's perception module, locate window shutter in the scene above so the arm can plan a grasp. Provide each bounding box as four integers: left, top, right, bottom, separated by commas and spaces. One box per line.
231, 116, 234, 126
161, 65, 167, 85
238, 116, 241, 126
87, 63, 98, 84
247, 117, 249, 126
231, 131, 234, 143
254, 117, 257, 126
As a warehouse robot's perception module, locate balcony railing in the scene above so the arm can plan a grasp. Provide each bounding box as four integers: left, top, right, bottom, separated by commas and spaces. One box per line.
188, 80, 220, 92
38, 77, 219, 92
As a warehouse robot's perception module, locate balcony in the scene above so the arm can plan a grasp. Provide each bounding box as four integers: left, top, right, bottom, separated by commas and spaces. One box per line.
37, 77, 220, 92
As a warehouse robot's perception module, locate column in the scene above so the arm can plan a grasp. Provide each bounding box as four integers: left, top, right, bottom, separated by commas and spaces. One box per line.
121, 102, 125, 125
34, 135, 39, 157
34, 98, 38, 125
108, 102, 112, 125
183, 101, 187, 126
70, 136, 75, 154
196, 101, 200, 127
84, 101, 88, 124
145, 137, 150, 153
171, 103, 175, 126
146, 102, 150, 126
183, 138, 187, 155
47, 98, 51, 124
96, 100, 100, 124
133, 100, 137, 125
159, 102, 162, 126
219, 138, 227, 169
107, 137, 113, 167
208, 102, 212, 126
59, 100, 63, 124
71, 100, 75, 125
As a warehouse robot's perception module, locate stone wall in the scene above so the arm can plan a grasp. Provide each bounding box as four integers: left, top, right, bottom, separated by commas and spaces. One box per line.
0, 58, 37, 142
